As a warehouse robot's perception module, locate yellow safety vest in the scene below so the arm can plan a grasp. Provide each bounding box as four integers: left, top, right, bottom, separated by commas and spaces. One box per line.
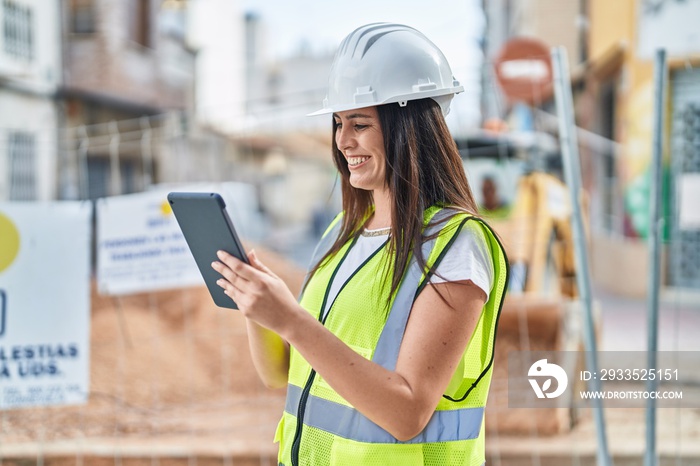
275, 206, 509, 466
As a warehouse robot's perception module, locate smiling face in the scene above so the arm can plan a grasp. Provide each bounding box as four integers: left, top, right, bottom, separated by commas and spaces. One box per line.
333, 106, 387, 193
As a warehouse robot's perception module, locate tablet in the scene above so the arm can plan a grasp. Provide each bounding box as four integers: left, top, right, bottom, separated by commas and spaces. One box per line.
167, 192, 249, 309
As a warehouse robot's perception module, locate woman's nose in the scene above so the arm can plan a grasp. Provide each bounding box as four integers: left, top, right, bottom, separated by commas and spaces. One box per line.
336, 126, 354, 151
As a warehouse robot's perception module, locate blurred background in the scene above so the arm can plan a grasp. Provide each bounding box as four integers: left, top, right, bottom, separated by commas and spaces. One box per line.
0, 0, 699, 465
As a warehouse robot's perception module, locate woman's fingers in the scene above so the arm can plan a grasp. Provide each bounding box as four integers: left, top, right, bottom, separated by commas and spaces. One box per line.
211, 249, 291, 322
216, 277, 239, 295
217, 278, 245, 306
211, 250, 274, 297
211, 251, 250, 283
216, 250, 262, 281
211, 259, 247, 287
216, 278, 232, 294
211, 248, 298, 333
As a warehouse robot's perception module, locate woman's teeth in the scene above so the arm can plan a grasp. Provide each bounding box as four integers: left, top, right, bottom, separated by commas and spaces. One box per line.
348, 157, 368, 166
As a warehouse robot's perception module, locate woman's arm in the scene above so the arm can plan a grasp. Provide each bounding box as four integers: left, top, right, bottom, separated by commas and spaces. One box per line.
213, 250, 485, 441
235, 252, 290, 389
245, 319, 289, 389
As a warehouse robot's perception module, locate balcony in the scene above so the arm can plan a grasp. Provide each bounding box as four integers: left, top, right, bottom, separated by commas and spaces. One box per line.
64, 32, 193, 111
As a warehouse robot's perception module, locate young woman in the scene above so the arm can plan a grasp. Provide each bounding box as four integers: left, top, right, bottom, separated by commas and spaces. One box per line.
212, 23, 509, 466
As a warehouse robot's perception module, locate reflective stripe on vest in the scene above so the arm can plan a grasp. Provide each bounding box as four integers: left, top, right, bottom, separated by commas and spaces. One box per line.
284, 383, 483, 444
371, 211, 452, 372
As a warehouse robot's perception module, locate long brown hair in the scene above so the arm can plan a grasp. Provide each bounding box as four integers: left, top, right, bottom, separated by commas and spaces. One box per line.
309, 98, 480, 305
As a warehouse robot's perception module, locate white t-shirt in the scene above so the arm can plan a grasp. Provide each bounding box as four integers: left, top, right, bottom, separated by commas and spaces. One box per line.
321, 224, 494, 318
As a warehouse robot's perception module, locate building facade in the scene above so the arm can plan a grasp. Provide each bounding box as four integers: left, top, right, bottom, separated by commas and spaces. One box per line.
59, 0, 196, 200
586, 0, 700, 291
0, 0, 62, 201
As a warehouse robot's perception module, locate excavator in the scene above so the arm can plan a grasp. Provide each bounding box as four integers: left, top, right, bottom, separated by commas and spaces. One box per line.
455, 129, 579, 298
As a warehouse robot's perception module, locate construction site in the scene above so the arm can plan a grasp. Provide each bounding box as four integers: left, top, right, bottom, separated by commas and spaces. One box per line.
1, 1, 700, 465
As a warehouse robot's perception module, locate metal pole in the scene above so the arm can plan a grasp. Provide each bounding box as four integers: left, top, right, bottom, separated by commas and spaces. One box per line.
139, 116, 154, 189
108, 121, 122, 196
645, 48, 667, 466
77, 125, 90, 200
551, 46, 613, 466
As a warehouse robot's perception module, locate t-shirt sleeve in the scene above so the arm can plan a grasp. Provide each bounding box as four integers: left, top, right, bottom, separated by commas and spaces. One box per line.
428, 222, 494, 302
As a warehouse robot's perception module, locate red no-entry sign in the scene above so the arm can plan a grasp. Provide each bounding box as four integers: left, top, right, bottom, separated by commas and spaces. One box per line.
494, 37, 553, 105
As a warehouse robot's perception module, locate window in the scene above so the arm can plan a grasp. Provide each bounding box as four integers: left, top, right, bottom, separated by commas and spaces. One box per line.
87, 158, 109, 200
87, 157, 139, 200
8, 131, 36, 200
2, 0, 33, 60
70, 0, 96, 34
129, 0, 152, 48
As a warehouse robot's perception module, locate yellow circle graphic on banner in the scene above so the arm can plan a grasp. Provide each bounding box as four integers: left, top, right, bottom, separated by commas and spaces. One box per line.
161, 200, 173, 216
0, 212, 20, 273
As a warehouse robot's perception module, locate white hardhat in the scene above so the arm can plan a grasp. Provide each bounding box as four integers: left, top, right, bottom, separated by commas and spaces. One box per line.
309, 23, 463, 117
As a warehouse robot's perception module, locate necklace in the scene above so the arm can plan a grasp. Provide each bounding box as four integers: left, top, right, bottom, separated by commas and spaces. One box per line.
361, 227, 391, 237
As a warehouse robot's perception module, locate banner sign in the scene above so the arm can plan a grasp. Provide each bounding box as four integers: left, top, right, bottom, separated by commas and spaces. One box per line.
637, 0, 700, 59
0, 202, 91, 409
96, 183, 259, 296
679, 173, 700, 230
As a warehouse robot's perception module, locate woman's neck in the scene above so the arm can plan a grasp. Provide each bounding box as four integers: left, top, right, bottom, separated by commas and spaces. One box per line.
368, 188, 392, 229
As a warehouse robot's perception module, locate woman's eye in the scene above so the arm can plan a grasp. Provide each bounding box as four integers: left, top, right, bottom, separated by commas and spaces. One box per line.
354, 124, 367, 130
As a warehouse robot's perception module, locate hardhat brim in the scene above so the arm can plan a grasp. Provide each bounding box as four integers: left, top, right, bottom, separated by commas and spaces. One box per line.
306, 85, 464, 117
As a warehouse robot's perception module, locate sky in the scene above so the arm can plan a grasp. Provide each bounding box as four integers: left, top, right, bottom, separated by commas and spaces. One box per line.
241, 0, 486, 130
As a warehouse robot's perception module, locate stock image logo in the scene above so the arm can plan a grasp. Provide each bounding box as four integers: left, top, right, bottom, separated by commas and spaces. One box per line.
528, 359, 568, 399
